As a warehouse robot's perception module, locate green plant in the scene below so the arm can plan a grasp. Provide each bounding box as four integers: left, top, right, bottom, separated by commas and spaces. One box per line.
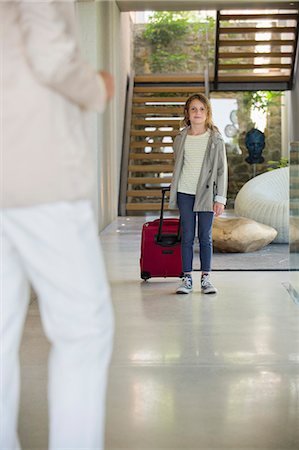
142, 11, 215, 74
267, 157, 288, 170
143, 11, 189, 46
243, 91, 282, 113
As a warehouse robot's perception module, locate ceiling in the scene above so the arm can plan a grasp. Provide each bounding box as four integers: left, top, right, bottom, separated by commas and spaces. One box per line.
116, 0, 299, 11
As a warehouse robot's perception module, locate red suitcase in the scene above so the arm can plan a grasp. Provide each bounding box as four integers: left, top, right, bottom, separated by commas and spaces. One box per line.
140, 187, 182, 280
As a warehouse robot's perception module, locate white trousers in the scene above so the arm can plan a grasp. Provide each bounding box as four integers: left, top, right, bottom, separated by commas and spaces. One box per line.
0, 201, 114, 450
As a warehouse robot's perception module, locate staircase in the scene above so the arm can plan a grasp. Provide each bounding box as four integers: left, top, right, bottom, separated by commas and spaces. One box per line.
121, 75, 206, 214
214, 10, 299, 89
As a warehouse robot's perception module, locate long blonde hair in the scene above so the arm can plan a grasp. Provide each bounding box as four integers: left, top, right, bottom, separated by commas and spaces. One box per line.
182, 93, 218, 131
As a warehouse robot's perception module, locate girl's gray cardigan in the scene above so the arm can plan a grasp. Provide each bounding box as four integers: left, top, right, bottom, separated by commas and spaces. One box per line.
168, 127, 228, 211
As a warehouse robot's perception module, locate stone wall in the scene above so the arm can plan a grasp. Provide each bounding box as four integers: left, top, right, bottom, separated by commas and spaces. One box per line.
134, 23, 214, 75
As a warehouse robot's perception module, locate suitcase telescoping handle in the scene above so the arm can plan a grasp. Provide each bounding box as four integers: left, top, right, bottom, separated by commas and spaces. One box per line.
157, 186, 181, 242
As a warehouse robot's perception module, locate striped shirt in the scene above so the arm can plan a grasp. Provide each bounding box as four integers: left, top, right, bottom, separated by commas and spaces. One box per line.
178, 130, 210, 195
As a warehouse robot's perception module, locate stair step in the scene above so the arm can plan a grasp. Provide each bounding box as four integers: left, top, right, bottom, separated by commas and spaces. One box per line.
132, 106, 184, 114
127, 189, 166, 197
126, 203, 170, 211
135, 74, 206, 83
131, 130, 178, 137
219, 39, 295, 46
219, 13, 298, 20
132, 119, 181, 126
219, 52, 293, 59
219, 26, 296, 34
219, 63, 291, 70
131, 142, 173, 148
128, 164, 174, 172
134, 86, 205, 93
130, 153, 174, 160
133, 96, 189, 103
218, 73, 290, 82
128, 177, 172, 184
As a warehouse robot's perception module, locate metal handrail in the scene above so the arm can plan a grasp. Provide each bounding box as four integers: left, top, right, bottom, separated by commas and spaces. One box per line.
118, 70, 135, 216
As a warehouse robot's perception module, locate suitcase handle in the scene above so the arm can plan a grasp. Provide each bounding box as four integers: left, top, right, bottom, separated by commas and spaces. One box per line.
157, 186, 181, 242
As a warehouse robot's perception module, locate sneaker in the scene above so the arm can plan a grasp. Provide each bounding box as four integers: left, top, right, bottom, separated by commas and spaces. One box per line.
201, 274, 217, 294
176, 275, 193, 294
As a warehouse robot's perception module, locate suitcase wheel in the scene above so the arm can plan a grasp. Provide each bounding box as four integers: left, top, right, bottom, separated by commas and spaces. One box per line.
141, 271, 151, 281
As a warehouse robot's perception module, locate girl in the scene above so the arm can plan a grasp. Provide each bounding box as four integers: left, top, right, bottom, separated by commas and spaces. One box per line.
169, 93, 228, 294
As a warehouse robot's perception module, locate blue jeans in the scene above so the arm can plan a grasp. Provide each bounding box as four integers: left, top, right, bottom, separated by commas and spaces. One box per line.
177, 192, 214, 273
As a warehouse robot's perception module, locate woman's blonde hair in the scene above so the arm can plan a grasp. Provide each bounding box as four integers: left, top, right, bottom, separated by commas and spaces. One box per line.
182, 93, 218, 131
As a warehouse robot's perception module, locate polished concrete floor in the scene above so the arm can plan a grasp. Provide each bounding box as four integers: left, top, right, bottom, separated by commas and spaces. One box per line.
19, 217, 299, 450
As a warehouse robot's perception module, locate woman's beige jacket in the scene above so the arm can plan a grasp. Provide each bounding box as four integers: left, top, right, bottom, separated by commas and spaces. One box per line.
168, 127, 228, 211
1, 1, 106, 208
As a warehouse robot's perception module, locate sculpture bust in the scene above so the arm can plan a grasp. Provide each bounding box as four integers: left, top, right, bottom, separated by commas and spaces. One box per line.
245, 128, 265, 164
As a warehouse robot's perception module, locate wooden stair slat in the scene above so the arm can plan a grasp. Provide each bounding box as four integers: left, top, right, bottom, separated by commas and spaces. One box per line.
219, 39, 295, 46
129, 164, 174, 172
126, 203, 170, 211
130, 153, 173, 160
132, 119, 181, 126
131, 142, 173, 148
128, 177, 172, 184
133, 96, 189, 103
133, 86, 205, 93
134, 74, 207, 83
219, 52, 293, 58
218, 73, 290, 81
219, 13, 299, 21
218, 63, 291, 69
127, 189, 166, 197
131, 130, 178, 137
219, 26, 296, 34
132, 106, 184, 114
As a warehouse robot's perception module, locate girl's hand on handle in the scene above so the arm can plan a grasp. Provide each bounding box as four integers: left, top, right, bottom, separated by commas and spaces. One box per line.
213, 202, 225, 217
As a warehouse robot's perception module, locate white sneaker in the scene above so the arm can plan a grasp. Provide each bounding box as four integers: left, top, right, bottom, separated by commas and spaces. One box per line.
201, 274, 217, 294
176, 275, 193, 294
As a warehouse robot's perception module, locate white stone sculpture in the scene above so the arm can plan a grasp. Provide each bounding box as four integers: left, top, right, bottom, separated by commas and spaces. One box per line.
234, 167, 289, 243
